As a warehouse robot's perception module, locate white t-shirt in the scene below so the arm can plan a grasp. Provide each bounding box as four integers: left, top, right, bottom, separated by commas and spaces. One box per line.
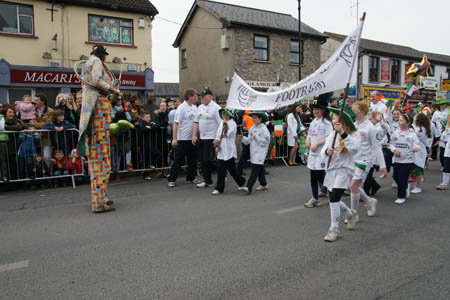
174, 101, 198, 141
195, 101, 221, 140
307, 118, 332, 156
390, 128, 420, 164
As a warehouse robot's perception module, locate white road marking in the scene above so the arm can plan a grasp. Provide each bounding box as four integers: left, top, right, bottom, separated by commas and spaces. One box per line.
0, 260, 29, 273
273, 205, 306, 215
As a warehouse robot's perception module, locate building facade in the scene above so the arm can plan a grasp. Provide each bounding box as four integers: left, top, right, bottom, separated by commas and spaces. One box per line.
173, 0, 326, 101
0, 0, 158, 105
322, 32, 450, 103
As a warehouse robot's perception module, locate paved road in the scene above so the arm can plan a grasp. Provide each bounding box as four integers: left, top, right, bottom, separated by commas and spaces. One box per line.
1, 161, 449, 300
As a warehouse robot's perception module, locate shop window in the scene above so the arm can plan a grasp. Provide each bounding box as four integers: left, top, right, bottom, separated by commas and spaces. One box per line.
181, 49, 187, 68
290, 40, 304, 64
369, 56, 379, 83
391, 59, 400, 84
88, 15, 133, 46
254, 35, 269, 61
0, 2, 34, 35
8, 89, 33, 104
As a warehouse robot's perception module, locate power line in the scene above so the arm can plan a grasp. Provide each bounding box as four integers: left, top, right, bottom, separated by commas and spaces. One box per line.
155, 16, 223, 30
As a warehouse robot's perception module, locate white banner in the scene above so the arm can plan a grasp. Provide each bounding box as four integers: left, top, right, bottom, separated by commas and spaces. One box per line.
226, 21, 364, 110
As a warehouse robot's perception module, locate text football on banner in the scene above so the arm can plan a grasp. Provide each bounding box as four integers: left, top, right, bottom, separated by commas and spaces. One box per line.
226, 21, 364, 111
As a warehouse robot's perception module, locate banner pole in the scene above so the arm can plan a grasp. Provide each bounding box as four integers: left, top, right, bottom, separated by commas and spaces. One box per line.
327, 12, 366, 168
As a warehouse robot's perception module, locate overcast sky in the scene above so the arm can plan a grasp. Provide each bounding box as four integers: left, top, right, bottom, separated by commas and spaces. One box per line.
149, 0, 450, 83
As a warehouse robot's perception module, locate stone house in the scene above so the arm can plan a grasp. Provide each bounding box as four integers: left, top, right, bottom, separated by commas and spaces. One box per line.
173, 0, 326, 100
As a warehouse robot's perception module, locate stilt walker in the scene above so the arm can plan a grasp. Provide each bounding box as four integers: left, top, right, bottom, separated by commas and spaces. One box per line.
75, 45, 121, 213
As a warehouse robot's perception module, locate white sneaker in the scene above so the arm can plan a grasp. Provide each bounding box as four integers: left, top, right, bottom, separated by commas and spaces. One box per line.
410, 187, 421, 194
144, 176, 152, 181
323, 227, 338, 242
168, 181, 175, 188
366, 198, 378, 217
196, 182, 209, 188
406, 184, 411, 198
318, 191, 327, 197
239, 186, 250, 193
392, 181, 397, 188
255, 185, 268, 191
346, 212, 357, 230
304, 197, 320, 208
212, 190, 220, 195
394, 198, 406, 204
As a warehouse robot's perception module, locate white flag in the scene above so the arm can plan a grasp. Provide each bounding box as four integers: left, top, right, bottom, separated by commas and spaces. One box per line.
226, 21, 365, 111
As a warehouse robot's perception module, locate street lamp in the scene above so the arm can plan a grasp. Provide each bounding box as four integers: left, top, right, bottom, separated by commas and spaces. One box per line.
297, 0, 302, 81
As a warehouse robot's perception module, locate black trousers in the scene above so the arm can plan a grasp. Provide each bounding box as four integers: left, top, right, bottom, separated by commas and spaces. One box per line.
440, 147, 445, 167
215, 158, 246, 193
393, 163, 413, 199
199, 139, 214, 184
310, 169, 325, 200
383, 148, 394, 173
168, 141, 197, 182
247, 164, 267, 192
328, 188, 346, 203
363, 166, 380, 195
430, 137, 439, 160
237, 143, 250, 174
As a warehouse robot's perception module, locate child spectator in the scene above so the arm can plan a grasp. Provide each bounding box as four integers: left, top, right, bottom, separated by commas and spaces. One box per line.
17, 125, 41, 179
68, 149, 88, 185
44, 110, 76, 156
32, 153, 50, 188
136, 112, 160, 180
297, 126, 308, 165
16, 95, 36, 123
51, 149, 70, 188
240, 111, 271, 194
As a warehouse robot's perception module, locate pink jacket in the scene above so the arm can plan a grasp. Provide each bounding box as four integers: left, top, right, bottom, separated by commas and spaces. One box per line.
17, 102, 36, 121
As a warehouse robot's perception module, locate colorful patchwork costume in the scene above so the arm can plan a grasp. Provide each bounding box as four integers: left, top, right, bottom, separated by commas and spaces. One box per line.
78, 53, 117, 212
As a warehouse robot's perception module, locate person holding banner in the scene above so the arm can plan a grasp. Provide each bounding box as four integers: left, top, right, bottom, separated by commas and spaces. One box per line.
349, 101, 387, 219
304, 93, 333, 208
322, 104, 360, 242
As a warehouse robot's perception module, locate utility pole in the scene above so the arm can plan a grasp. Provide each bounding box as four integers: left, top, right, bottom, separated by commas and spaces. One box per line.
350, 0, 360, 25
298, 0, 302, 81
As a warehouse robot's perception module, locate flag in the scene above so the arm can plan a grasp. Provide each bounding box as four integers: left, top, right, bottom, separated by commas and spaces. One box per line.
270, 133, 277, 159
405, 83, 419, 96
274, 120, 283, 137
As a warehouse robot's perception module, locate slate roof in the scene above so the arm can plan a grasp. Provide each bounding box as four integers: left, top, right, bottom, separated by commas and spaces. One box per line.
48, 0, 158, 17
174, 0, 325, 47
154, 83, 179, 97
325, 32, 450, 66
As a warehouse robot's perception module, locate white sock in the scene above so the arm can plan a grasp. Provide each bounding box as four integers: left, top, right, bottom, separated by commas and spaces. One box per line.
443, 173, 450, 186
351, 193, 360, 211
330, 202, 340, 231
339, 201, 352, 217
359, 188, 372, 205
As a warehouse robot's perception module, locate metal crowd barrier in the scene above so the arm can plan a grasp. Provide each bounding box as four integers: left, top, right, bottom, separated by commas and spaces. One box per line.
0, 128, 81, 189
0, 125, 292, 190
